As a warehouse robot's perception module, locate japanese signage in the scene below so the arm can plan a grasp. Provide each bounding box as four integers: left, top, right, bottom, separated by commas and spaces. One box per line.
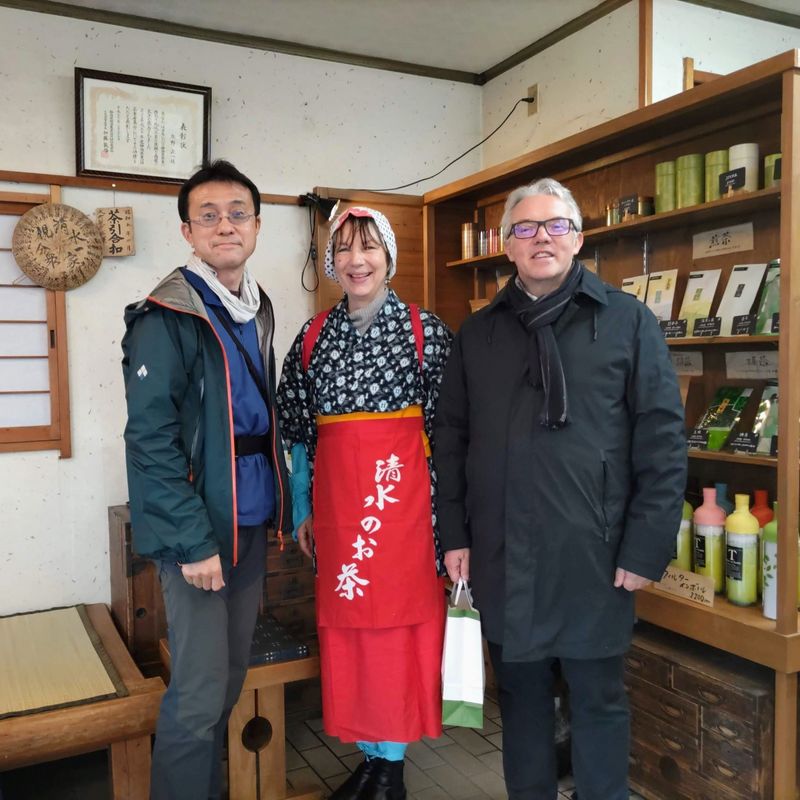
96, 207, 135, 256
692, 222, 754, 260
654, 566, 715, 607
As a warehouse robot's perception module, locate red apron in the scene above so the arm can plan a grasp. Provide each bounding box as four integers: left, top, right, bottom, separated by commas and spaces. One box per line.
313, 405, 441, 629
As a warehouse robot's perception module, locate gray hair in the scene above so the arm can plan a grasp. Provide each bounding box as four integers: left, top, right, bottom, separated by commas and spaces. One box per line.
500, 178, 582, 239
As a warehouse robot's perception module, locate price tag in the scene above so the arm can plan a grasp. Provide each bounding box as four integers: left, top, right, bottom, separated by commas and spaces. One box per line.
692, 317, 722, 337
729, 432, 759, 453
774, 158, 782, 180
687, 428, 709, 450
654, 566, 715, 607
619, 194, 639, 220
661, 319, 688, 338
731, 314, 756, 335
719, 167, 746, 195
772, 312, 780, 334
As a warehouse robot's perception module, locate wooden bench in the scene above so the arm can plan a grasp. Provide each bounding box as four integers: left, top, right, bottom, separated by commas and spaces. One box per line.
160, 631, 321, 800
0, 603, 165, 799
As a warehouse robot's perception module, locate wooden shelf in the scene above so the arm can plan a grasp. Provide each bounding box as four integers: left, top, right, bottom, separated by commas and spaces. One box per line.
636, 586, 800, 673
688, 449, 777, 467
582, 186, 781, 245
666, 334, 778, 347
445, 252, 507, 270
446, 188, 780, 271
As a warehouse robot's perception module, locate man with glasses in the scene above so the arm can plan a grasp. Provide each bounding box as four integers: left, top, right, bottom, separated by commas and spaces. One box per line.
434, 178, 686, 800
122, 160, 291, 799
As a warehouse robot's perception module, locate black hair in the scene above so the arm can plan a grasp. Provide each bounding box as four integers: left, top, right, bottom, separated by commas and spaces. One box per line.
178, 159, 260, 222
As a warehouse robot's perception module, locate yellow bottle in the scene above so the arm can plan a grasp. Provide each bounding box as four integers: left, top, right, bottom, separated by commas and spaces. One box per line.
725, 494, 759, 606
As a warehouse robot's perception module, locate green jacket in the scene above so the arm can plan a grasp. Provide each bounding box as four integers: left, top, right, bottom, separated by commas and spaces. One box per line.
122, 268, 291, 564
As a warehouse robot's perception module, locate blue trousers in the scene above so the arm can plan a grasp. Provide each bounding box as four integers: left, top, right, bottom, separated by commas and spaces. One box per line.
488, 642, 629, 800
151, 524, 266, 800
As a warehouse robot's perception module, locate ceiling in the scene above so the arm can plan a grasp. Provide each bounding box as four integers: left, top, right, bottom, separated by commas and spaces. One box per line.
5, 0, 800, 80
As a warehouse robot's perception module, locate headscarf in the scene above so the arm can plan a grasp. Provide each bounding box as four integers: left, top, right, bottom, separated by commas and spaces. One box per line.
323, 206, 397, 281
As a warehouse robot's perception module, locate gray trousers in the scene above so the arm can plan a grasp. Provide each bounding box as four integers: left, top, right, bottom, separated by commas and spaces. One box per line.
151, 524, 267, 800
488, 642, 630, 800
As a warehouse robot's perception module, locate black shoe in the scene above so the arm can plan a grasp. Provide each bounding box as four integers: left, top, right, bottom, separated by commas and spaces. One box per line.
364, 758, 406, 800
329, 757, 377, 800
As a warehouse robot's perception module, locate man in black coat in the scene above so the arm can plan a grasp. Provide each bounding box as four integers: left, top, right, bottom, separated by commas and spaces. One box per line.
434, 178, 687, 800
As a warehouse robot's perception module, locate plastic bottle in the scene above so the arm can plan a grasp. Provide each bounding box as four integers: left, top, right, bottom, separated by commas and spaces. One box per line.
670, 500, 694, 571
694, 488, 726, 593
750, 490, 774, 596
725, 494, 759, 606
761, 503, 800, 619
715, 482, 734, 515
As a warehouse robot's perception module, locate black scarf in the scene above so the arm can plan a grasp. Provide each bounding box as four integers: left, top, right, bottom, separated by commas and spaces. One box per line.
504, 259, 583, 429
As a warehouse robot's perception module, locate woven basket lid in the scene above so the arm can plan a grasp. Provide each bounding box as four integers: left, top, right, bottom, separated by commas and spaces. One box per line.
12, 203, 103, 291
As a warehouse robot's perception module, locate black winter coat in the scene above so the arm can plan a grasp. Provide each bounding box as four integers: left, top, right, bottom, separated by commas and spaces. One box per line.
434, 266, 687, 661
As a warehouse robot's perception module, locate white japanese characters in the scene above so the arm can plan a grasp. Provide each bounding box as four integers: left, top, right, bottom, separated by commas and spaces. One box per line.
335, 451, 405, 600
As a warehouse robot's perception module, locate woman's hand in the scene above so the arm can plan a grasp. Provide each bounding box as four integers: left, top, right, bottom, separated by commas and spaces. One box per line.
296, 515, 314, 558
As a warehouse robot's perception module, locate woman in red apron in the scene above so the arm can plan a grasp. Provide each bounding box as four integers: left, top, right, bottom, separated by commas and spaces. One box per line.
277, 207, 452, 800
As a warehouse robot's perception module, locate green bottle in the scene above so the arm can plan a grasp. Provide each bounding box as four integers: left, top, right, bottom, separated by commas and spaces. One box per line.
670, 501, 693, 571
726, 494, 759, 606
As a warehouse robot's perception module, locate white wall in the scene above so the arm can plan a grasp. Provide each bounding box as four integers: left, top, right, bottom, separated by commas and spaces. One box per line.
0, 6, 480, 615
652, 0, 800, 102
480, 2, 639, 169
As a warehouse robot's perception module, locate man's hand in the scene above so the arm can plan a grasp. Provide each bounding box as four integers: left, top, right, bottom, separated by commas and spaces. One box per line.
296, 515, 314, 559
614, 567, 651, 592
444, 548, 470, 583
181, 554, 225, 591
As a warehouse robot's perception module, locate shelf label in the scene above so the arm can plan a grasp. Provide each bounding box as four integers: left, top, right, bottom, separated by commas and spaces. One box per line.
725, 350, 778, 380
693, 317, 722, 337
772, 312, 780, 334
719, 167, 746, 196
661, 319, 688, 338
687, 427, 709, 450
729, 432, 759, 454
654, 566, 715, 607
669, 351, 703, 376
693, 222, 753, 259
731, 314, 756, 335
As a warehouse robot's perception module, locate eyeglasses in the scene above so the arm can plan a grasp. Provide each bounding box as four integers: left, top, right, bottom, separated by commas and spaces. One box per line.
508, 218, 577, 239
188, 210, 256, 228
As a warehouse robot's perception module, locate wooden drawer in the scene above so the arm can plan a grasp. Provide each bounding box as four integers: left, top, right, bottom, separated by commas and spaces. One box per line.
626, 673, 699, 735
672, 664, 762, 721
624, 645, 670, 688
266, 569, 315, 602
701, 730, 765, 798
631, 708, 699, 770
267, 599, 317, 638
266, 537, 305, 572
629, 738, 743, 800
702, 706, 757, 751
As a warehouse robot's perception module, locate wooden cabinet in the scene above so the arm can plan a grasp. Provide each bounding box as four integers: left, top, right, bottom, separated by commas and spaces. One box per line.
422, 50, 800, 795
626, 624, 773, 799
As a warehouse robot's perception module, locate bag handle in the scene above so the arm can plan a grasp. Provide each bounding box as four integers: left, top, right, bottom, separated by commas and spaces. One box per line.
451, 578, 476, 611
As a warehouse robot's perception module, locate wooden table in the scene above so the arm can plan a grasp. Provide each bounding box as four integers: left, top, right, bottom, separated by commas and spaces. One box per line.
0, 603, 165, 799
160, 638, 321, 800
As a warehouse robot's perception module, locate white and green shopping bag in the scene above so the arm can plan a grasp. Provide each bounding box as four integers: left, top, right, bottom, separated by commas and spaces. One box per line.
441, 578, 484, 728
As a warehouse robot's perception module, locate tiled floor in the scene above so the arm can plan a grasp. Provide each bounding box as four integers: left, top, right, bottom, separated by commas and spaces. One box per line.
0, 693, 646, 799
284, 695, 645, 800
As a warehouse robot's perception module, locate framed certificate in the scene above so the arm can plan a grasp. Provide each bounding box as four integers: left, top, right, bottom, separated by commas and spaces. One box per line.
75, 68, 211, 183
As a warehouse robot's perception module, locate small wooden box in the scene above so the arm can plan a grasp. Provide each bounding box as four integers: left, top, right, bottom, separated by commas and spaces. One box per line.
626, 623, 773, 800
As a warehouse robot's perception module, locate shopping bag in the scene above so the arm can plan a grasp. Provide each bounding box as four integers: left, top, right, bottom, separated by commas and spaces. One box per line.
441, 578, 484, 728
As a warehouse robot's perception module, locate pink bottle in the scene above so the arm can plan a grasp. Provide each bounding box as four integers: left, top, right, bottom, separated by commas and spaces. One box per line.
694, 487, 727, 592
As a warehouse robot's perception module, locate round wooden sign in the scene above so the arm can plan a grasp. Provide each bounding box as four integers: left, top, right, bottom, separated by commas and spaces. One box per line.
12, 203, 103, 291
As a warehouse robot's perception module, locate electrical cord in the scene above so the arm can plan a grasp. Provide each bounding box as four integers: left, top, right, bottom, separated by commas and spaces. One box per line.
300, 201, 320, 292
358, 96, 535, 193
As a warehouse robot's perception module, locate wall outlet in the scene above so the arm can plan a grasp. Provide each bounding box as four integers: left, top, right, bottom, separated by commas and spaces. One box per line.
527, 84, 539, 116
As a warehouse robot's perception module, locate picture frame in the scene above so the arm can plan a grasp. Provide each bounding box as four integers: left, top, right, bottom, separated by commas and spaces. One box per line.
75, 68, 211, 184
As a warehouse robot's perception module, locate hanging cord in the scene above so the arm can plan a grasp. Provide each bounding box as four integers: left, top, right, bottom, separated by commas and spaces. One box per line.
358, 96, 535, 193
300, 202, 320, 292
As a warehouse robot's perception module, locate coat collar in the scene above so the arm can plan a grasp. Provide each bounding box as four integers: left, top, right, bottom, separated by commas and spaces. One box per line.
489, 260, 609, 313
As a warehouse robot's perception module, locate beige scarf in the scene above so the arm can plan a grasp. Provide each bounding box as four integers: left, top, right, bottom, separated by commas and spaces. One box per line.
185, 253, 260, 323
